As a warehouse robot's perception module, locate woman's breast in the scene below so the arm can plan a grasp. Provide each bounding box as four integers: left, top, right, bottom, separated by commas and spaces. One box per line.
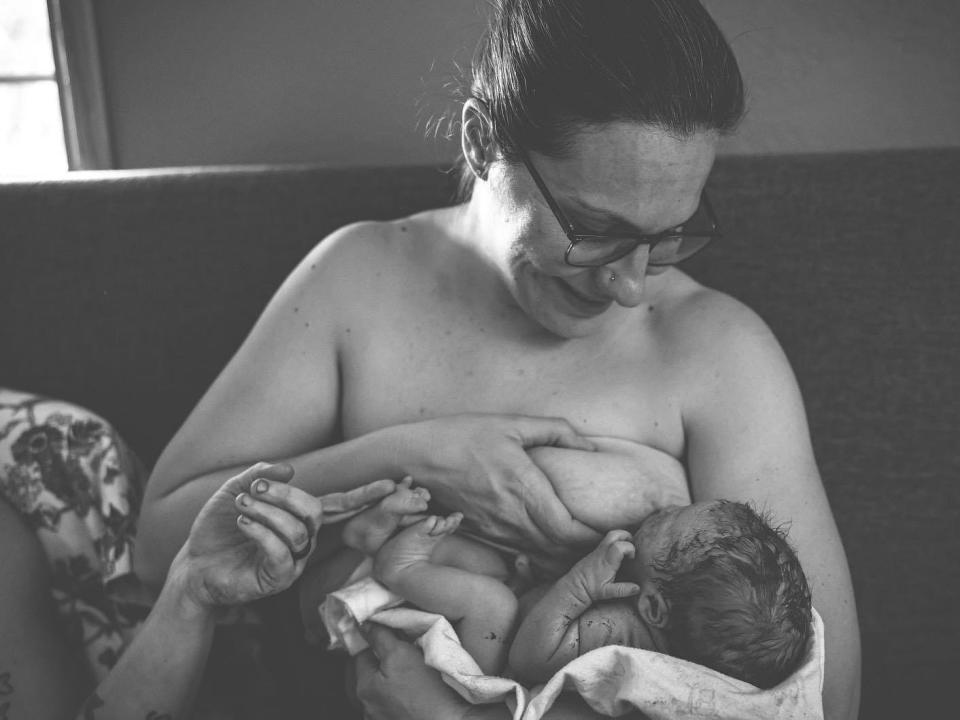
527, 436, 690, 533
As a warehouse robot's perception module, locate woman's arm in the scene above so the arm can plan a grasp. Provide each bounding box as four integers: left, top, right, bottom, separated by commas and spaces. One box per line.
682, 299, 860, 720
74, 567, 216, 719
137, 226, 598, 587
356, 624, 620, 720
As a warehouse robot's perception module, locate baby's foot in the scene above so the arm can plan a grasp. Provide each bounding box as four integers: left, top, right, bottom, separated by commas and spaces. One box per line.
341, 477, 430, 555
373, 513, 463, 587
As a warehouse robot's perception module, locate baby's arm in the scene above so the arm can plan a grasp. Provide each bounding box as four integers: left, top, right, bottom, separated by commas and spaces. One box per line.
508, 530, 640, 685
372, 514, 518, 676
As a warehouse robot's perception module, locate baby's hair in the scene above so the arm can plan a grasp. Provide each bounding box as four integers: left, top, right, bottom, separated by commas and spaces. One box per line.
651, 501, 812, 689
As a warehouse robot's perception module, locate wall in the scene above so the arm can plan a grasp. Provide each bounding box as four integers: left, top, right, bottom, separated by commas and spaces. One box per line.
705, 0, 960, 155
93, 0, 960, 168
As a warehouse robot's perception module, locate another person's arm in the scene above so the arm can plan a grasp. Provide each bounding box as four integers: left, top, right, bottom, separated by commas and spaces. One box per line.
1, 462, 390, 719
508, 530, 640, 684
682, 297, 861, 720
356, 624, 629, 720
137, 226, 599, 587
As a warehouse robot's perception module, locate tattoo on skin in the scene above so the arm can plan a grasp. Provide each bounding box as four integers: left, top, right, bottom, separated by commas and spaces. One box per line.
0, 700, 10, 719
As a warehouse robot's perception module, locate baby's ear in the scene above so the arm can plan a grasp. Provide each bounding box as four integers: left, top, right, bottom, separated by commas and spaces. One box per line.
636, 588, 670, 629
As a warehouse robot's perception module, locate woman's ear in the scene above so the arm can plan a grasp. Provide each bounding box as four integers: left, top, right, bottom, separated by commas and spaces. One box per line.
636, 587, 670, 629
461, 98, 494, 181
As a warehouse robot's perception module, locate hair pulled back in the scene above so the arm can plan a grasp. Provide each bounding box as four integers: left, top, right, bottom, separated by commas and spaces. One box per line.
456, 0, 745, 195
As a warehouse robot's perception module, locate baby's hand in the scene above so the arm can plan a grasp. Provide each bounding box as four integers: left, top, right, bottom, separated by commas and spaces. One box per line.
565, 529, 641, 603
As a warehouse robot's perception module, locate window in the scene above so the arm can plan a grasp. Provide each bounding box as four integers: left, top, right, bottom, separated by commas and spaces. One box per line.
1, 0, 111, 176
1, 0, 65, 175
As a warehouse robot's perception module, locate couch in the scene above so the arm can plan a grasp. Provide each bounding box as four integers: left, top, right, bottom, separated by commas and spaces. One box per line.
2, 148, 958, 718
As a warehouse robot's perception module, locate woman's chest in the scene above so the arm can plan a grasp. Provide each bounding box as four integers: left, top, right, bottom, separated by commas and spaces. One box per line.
338, 298, 686, 456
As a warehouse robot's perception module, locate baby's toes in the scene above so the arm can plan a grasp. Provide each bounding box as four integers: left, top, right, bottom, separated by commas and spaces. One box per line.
428, 512, 463, 537
411, 486, 431, 504
378, 487, 418, 515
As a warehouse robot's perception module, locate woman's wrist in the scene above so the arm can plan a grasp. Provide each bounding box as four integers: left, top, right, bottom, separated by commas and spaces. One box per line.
156, 550, 220, 625
378, 419, 431, 483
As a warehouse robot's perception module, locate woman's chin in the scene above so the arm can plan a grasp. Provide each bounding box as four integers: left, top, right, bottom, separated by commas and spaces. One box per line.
515, 280, 613, 339
535, 312, 608, 340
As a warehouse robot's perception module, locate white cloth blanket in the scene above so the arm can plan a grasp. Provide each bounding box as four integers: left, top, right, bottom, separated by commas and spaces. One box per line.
319, 573, 825, 720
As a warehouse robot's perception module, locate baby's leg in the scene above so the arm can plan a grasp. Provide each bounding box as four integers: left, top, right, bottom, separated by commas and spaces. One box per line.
341, 477, 430, 555
429, 532, 511, 581
374, 514, 518, 676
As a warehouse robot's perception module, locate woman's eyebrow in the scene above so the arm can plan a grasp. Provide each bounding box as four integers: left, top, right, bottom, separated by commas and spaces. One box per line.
567, 195, 691, 234
567, 196, 647, 232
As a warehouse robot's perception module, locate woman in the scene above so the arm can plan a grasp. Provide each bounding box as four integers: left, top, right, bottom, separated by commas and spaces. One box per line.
136, 2, 860, 718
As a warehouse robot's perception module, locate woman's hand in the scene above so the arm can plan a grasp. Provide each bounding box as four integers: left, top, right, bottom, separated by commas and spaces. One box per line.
355, 624, 476, 720
171, 462, 395, 610
401, 413, 602, 561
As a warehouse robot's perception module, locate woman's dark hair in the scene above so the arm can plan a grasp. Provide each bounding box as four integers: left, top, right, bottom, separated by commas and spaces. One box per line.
450, 0, 745, 198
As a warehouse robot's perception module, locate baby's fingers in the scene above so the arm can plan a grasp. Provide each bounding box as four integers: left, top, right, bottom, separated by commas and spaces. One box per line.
604, 538, 636, 565
597, 581, 642, 601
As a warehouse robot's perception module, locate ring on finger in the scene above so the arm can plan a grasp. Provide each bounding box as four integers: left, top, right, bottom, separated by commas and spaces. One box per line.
290, 537, 313, 562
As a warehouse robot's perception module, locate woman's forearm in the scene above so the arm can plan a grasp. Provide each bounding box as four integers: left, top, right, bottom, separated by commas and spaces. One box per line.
137, 423, 417, 587
76, 570, 216, 720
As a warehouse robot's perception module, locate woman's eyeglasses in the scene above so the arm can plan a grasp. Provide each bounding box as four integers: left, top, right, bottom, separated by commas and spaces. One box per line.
514, 146, 722, 268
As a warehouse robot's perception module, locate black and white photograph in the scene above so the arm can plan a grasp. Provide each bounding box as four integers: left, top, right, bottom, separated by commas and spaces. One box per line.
1, 2, 958, 718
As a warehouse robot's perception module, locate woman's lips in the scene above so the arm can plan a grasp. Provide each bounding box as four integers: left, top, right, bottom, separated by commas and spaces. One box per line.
553, 276, 612, 317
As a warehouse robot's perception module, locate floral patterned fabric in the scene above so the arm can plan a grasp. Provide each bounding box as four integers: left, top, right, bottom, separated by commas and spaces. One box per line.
0, 388, 153, 679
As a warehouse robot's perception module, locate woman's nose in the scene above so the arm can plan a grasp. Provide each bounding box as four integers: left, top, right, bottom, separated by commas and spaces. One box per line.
604, 245, 650, 307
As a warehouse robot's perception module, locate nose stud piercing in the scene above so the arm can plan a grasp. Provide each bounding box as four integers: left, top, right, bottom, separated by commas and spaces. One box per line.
609, 271, 616, 282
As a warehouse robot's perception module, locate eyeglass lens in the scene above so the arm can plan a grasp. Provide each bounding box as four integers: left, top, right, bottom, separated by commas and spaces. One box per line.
567, 233, 713, 267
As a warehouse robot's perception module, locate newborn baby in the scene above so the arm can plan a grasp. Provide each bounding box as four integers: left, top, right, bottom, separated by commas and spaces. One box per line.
340, 482, 812, 689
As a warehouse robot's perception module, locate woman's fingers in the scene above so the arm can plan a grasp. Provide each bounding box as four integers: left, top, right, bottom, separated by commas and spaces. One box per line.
244, 476, 395, 535
236, 492, 312, 556
222, 461, 295, 497
235, 514, 295, 579
319, 479, 396, 523
516, 416, 596, 452
517, 459, 602, 546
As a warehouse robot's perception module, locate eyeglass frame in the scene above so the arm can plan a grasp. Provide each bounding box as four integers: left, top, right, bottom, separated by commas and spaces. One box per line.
512, 143, 723, 268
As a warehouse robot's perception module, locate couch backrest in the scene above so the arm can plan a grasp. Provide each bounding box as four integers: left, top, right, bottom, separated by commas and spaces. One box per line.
2, 150, 959, 716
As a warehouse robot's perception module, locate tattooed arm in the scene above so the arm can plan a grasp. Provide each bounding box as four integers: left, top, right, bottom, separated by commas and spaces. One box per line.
1, 463, 393, 720
73, 571, 209, 720
73, 463, 392, 720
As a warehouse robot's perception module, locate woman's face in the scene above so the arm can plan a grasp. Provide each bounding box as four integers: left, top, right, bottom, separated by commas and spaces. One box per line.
484, 122, 718, 339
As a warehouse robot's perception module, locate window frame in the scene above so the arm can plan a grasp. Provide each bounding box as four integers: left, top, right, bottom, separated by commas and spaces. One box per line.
47, 0, 113, 169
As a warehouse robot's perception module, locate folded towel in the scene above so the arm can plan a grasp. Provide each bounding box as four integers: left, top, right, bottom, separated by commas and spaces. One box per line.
319, 576, 824, 720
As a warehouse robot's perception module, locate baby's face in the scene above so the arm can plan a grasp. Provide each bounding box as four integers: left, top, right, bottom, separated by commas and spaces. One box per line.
626, 501, 724, 589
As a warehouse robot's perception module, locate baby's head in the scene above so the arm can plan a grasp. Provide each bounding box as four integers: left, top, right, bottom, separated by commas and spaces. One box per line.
624, 500, 812, 689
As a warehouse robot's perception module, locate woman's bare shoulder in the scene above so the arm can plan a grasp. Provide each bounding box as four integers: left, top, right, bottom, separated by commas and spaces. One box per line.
283, 209, 455, 311
654, 269, 782, 360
